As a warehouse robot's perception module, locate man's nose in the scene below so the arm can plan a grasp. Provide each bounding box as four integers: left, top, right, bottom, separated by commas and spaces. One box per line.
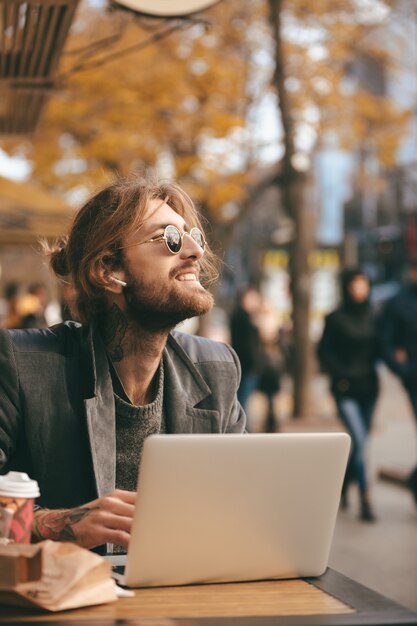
180, 233, 204, 259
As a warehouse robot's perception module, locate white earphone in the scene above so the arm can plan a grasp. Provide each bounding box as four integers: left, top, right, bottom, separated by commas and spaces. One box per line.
110, 276, 127, 287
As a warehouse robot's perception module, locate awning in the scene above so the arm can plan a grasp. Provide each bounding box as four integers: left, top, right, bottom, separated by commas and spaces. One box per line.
0, 0, 80, 135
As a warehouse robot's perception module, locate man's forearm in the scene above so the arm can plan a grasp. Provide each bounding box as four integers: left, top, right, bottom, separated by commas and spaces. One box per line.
32, 506, 98, 542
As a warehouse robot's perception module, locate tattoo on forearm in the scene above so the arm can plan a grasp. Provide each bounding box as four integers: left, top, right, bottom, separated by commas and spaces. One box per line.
32, 507, 99, 542
100, 304, 128, 362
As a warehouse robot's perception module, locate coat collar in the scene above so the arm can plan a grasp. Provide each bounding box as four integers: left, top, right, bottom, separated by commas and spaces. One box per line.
163, 333, 217, 434
165, 333, 212, 403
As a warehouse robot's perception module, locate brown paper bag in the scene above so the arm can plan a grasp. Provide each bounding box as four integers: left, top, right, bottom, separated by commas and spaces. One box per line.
0, 540, 117, 611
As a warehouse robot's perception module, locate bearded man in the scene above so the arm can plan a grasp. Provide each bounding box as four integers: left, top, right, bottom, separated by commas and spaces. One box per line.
0, 176, 246, 552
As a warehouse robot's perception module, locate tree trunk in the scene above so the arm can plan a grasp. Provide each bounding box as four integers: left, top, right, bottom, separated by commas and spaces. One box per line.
268, 0, 313, 417
288, 173, 314, 417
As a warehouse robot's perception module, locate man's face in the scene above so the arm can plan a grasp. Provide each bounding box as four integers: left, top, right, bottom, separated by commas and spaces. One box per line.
119, 199, 214, 330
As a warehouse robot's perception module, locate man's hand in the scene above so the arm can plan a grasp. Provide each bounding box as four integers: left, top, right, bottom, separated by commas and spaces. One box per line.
32, 489, 137, 549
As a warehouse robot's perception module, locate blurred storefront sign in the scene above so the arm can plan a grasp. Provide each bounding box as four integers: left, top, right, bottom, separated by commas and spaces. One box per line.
0, 0, 80, 135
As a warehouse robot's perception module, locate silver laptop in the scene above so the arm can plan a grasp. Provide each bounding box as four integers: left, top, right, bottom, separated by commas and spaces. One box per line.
108, 432, 350, 588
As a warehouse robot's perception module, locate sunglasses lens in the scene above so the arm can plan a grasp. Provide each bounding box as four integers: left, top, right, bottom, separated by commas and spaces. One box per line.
190, 228, 205, 250
165, 225, 182, 253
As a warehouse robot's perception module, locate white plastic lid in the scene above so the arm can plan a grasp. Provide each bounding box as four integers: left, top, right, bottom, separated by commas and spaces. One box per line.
0, 472, 40, 498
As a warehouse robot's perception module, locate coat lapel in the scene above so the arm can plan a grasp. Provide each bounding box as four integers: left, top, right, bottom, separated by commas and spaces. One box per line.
84, 326, 116, 497
164, 334, 221, 433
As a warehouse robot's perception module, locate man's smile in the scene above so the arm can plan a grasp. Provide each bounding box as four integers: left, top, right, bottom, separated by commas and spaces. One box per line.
173, 263, 201, 283
176, 273, 198, 282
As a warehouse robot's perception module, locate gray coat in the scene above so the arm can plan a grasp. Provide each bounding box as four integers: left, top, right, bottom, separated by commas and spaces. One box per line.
0, 322, 245, 509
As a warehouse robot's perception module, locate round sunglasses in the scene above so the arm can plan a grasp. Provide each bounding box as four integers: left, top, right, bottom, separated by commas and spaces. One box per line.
122, 225, 207, 255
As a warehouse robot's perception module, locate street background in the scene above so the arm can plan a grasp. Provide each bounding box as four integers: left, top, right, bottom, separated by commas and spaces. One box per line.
248, 365, 417, 612
1, 0, 417, 613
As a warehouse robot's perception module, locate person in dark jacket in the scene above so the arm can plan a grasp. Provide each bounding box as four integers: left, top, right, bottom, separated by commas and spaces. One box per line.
378, 262, 417, 505
230, 286, 263, 426
318, 268, 379, 522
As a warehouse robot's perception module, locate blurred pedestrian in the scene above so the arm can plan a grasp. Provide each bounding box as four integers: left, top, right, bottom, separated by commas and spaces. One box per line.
378, 260, 417, 505
19, 283, 48, 329
317, 268, 379, 522
1, 282, 23, 329
256, 297, 282, 432
230, 286, 263, 427
277, 320, 294, 378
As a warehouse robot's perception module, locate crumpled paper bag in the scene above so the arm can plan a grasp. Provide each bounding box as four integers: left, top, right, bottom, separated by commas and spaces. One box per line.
0, 540, 117, 611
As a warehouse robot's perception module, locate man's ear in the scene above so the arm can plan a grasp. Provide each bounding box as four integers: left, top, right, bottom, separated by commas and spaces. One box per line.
93, 253, 127, 294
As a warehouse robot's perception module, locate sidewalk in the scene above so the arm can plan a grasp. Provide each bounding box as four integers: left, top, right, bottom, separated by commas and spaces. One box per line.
247, 366, 417, 612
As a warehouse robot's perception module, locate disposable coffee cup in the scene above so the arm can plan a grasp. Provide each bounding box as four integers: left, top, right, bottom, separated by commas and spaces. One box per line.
0, 472, 40, 544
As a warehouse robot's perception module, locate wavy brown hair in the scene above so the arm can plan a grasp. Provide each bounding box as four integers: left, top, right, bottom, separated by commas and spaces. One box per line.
46, 175, 220, 325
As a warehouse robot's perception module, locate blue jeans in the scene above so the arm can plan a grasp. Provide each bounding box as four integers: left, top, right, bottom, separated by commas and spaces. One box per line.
403, 388, 417, 504
237, 373, 258, 414
335, 396, 376, 493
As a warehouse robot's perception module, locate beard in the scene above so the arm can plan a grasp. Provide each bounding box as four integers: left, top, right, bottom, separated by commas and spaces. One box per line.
123, 264, 214, 331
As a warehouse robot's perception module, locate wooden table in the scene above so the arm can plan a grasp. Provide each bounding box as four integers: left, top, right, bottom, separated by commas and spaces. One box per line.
1, 569, 417, 626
